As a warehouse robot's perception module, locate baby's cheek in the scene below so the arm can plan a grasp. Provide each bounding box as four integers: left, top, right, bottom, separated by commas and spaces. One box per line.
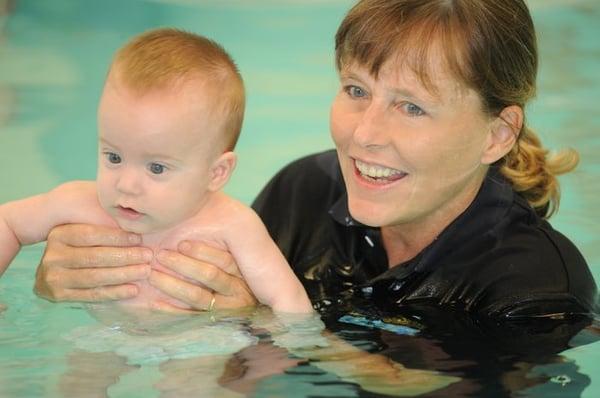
95, 181, 112, 212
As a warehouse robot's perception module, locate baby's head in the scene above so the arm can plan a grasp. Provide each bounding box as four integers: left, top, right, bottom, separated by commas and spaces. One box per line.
96, 28, 245, 234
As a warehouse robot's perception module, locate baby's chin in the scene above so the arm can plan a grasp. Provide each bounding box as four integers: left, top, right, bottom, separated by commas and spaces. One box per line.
114, 217, 184, 237
114, 219, 159, 235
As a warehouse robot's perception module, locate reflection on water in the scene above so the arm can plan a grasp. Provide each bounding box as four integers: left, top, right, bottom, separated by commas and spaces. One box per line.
1, 257, 598, 397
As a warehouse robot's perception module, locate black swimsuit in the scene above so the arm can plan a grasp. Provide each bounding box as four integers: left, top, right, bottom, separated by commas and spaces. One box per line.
253, 150, 597, 322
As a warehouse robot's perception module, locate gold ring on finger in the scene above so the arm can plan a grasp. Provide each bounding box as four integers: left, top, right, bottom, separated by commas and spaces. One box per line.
207, 295, 216, 312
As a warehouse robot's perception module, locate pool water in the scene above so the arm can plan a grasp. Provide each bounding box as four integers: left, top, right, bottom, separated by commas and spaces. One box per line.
0, 0, 599, 397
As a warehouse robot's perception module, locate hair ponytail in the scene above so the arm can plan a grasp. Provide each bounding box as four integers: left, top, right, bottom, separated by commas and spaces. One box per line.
500, 125, 579, 218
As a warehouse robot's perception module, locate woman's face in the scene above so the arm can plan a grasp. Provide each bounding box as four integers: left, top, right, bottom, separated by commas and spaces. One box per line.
330, 59, 496, 230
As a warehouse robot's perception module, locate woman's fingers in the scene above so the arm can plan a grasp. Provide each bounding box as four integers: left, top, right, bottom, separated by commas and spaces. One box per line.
35, 264, 148, 302
47, 223, 142, 248
154, 242, 258, 311
61, 285, 140, 302
149, 266, 257, 311
177, 241, 241, 277
43, 226, 153, 269
156, 249, 237, 295
61, 264, 150, 289
43, 246, 153, 269
148, 270, 215, 311
34, 223, 151, 302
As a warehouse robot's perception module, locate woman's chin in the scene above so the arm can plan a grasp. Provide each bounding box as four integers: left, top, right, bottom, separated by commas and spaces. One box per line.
348, 204, 389, 228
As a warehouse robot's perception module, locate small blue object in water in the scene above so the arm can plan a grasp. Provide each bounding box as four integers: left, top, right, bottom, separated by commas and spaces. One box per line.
550, 374, 572, 387
338, 314, 419, 336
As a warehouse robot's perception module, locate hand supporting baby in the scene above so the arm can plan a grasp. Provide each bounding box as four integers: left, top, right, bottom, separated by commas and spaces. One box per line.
35, 224, 257, 311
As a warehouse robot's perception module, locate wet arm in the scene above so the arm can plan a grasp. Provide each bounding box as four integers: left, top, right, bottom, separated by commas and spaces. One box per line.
149, 210, 313, 314
226, 209, 312, 313
0, 193, 55, 276
0, 181, 100, 278
0, 209, 21, 276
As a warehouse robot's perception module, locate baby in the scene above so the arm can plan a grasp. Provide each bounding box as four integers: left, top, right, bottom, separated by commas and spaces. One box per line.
0, 28, 312, 314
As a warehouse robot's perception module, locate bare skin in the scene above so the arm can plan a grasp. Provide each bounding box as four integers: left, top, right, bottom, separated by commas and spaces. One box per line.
34, 224, 257, 311
2, 182, 307, 312
2, 71, 311, 314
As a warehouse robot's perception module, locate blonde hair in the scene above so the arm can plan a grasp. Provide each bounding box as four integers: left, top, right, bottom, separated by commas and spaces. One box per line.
111, 28, 245, 151
335, 0, 578, 218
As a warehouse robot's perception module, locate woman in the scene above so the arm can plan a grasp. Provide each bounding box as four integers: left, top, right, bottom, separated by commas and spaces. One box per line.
34, 0, 597, 323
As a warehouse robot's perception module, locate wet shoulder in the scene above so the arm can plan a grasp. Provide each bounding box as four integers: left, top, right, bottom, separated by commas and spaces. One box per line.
204, 191, 258, 224
160, 192, 259, 248
49, 180, 114, 226
474, 214, 597, 316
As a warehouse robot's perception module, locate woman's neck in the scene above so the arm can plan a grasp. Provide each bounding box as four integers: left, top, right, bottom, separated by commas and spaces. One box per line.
381, 173, 485, 268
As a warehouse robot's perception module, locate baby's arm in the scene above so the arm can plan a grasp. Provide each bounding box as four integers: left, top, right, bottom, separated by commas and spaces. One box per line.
225, 206, 312, 313
0, 181, 102, 276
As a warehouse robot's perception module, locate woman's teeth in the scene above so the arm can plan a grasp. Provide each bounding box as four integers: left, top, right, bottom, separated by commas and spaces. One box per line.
355, 159, 404, 180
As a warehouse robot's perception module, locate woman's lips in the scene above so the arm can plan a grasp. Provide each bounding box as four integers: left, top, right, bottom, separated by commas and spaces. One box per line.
116, 205, 144, 220
353, 158, 408, 186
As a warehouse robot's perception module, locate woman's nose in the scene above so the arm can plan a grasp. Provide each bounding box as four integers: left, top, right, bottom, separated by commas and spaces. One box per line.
352, 101, 389, 149
115, 167, 143, 195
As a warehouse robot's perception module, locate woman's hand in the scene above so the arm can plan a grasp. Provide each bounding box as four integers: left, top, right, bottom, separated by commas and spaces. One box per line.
35, 224, 257, 311
34, 224, 152, 302
149, 241, 258, 312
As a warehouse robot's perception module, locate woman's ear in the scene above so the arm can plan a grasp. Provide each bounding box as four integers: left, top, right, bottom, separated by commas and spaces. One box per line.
207, 151, 237, 192
481, 105, 523, 165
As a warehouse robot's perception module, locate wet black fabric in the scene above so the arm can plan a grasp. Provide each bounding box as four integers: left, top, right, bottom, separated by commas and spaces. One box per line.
252, 150, 598, 321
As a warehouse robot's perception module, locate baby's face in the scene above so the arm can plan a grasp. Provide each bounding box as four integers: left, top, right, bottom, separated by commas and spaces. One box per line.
96, 78, 224, 234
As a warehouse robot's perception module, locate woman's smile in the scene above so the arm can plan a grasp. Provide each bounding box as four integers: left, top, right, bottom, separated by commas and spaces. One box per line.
352, 158, 407, 187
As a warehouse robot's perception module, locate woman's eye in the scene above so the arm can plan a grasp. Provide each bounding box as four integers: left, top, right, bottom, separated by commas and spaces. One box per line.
105, 152, 121, 164
344, 85, 367, 99
148, 163, 166, 175
402, 102, 425, 117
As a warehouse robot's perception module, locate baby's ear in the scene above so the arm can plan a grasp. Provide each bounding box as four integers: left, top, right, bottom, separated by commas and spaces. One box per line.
208, 151, 237, 192
481, 105, 523, 165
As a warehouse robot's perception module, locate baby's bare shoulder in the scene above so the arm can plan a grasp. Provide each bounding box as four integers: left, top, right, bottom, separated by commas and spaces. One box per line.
50, 180, 96, 196
210, 192, 261, 224
49, 181, 113, 225
49, 180, 97, 208
161, 194, 259, 248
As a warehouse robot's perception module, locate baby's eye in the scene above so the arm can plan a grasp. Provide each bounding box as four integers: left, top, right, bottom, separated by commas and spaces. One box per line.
402, 102, 426, 117
148, 163, 166, 175
344, 85, 367, 99
105, 152, 121, 164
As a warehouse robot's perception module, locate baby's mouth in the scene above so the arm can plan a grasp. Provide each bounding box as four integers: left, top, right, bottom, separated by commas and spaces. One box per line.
354, 159, 407, 183
116, 205, 143, 219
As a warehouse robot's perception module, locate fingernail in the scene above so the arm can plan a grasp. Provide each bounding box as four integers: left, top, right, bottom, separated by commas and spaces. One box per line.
148, 270, 160, 285
156, 249, 168, 262
128, 234, 142, 244
147, 271, 156, 285
141, 265, 152, 278
123, 285, 139, 298
179, 241, 191, 252
142, 249, 154, 262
